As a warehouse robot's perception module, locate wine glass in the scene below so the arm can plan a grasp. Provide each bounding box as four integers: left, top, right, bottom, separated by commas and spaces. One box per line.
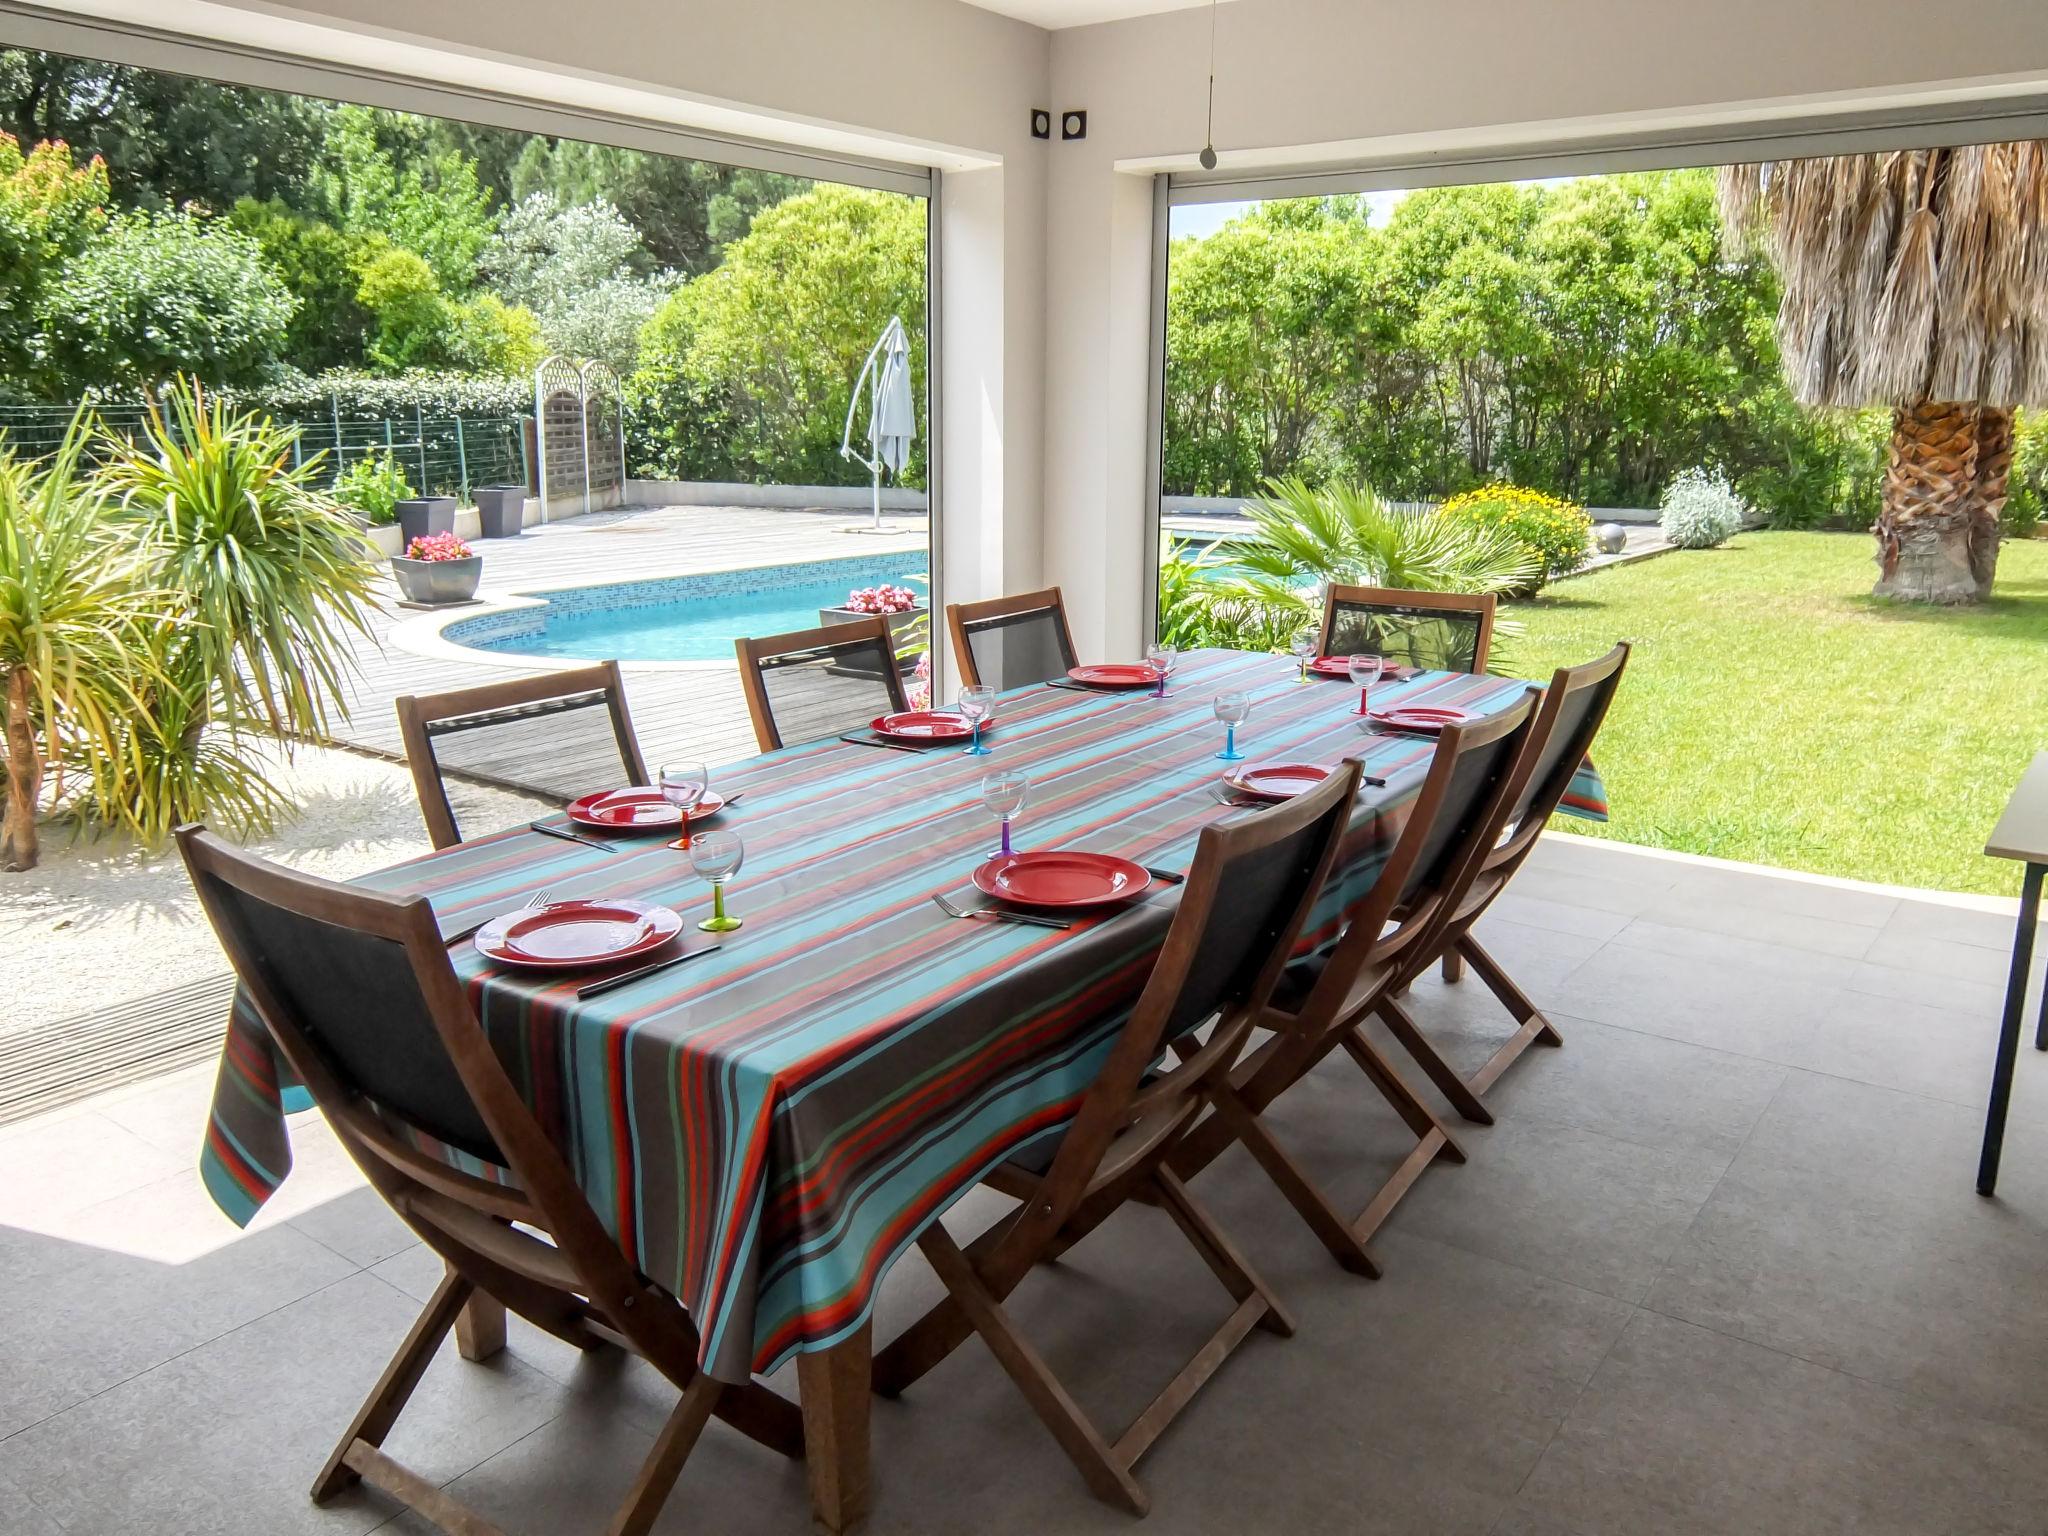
1213, 690, 1251, 762
1290, 626, 1319, 684
1145, 641, 1178, 698
958, 684, 996, 756
1346, 653, 1385, 716
659, 762, 708, 850
982, 769, 1029, 859
689, 829, 745, 933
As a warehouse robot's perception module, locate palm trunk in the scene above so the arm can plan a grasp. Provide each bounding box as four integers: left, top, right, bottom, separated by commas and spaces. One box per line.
1872, 400, 2003, 603
2, 665, 42, 872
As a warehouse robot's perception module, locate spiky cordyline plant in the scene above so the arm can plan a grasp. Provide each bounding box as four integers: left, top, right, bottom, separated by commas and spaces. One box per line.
1719, 143, 2048, 603
1182, 478, 1538, 656
0, 419, 164, 870
99, 378, 379, 742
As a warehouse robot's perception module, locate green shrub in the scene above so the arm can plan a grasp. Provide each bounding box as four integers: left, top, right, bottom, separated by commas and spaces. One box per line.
331, 449, 413, 526
1660, 468, 1749, 548
1437, 484, 1590, 587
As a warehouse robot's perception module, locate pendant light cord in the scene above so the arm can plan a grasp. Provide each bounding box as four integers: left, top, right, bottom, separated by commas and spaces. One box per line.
1201, 0, 1219, 166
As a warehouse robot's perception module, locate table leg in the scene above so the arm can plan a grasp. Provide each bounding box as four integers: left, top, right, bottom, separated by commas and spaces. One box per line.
453, 1284, 507, 1362
1978, 862, 2043, 1195
797, 1321, 872, 1534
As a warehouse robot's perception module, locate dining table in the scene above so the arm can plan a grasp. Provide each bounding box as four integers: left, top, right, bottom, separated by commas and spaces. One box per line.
198, 646, 1607, 1531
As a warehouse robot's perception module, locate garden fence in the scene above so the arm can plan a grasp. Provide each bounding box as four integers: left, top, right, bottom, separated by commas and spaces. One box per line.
0, 401, 531, 503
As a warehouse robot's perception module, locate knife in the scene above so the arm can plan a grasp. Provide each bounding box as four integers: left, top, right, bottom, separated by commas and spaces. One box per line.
530, 821, 617, 851
577, 945, 723, 999
839, 732, 928, 754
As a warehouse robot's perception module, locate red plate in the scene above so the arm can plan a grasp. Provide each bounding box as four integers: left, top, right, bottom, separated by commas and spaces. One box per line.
1067, 663, 1159, 690
475, 898, 683, 970
872, 709, 976, 742
566, 786, 725, 830
1310, 655, 1415, 679
1225, 762, 1337, 800
1369, 705, 1477, 733
972, 851, 1152, 909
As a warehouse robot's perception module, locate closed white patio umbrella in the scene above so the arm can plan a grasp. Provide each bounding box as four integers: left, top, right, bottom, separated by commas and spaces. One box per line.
840, 315, 916, 531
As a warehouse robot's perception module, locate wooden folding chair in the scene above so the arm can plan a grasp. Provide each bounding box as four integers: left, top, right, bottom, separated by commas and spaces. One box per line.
1317, 583, 1497, 674
871, 762, 1363, 1516
736, 615, 909, 751
395, 661, 648, 849
1170, 694, 1539, 1277
1385, 642, 1631, 1123
947, 586, 1079, 690
177, 828, 802, 1536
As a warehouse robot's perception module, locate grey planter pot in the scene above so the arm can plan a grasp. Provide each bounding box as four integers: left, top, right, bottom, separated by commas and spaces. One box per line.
391, 553, 482, 605
818, 605, 926, 678
395, 496, 457, 547
473, 486, 526, 539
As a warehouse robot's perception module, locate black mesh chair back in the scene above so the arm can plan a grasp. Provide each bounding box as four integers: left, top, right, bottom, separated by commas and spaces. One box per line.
1319, 584, 1497, 673
1499, 643, 1630, 846
396, 661, 648, 849
948, 586, 1079, 690
737, 616, 910, 751
1394, 701, 1536, 908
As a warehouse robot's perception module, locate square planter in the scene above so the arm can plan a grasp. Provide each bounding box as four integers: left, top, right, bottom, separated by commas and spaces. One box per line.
395, 495, 457, 547
818, 605, 926, 678
391, 553, 482, 606
473, 485, 526, 539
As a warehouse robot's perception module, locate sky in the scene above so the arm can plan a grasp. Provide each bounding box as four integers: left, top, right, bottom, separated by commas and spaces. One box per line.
1169, 189, 1406, 240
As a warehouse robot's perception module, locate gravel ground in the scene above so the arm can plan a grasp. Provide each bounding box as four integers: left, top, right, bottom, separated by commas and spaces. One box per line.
0, 741, 548, 1037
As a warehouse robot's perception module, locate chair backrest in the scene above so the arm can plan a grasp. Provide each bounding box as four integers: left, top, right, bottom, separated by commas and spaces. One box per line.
735, 616, 911, 752
1318, 584, 1497, 673
1488, 641, 1630, 872
948, 587, 1079, 691
1296, 693, 1537, 1022
396, 661, 648, 850
177, 827, 646, 1323
1037, 762, 1363, 1205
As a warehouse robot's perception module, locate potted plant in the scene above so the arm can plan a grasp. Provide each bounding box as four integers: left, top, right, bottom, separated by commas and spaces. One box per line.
392, 530, 482, 605
472, 484, 526, 539
820, 583, 926, 680
394, 493, 457, 547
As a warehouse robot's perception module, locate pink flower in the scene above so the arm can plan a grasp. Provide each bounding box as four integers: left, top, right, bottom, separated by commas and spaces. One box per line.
909, 650, 932, 710
406, 532, 473, 562
844, 583, 920, 615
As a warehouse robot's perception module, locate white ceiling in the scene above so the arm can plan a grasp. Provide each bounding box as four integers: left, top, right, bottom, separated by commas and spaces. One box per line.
960, 0, 1212, 28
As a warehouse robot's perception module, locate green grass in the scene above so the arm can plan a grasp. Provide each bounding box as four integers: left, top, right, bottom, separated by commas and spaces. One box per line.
1503, 530, 2048, 896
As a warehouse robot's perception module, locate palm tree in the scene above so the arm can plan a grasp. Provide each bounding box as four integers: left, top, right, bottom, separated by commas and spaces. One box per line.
1719, 145, 2048, 603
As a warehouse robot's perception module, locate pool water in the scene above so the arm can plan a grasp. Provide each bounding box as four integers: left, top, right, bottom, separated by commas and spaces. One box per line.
447, 553, 929, 663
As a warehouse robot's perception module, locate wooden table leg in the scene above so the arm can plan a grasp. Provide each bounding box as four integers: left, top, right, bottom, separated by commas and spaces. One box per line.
1979, 862, 2043, 1195
453, 1278, 507, 1362
797, 1321, 872, 1534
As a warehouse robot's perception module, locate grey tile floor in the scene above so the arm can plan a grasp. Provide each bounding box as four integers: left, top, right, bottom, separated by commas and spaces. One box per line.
3, 834, 2046, 1535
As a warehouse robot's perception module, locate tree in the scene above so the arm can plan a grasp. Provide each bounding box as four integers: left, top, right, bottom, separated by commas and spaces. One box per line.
0, 49, 327, 213
39, 208, 295, 390
482, 193, 676, 371
0, 133, 107, 389
314, 105, 496, 292
1720, 145, 2048, 602
633, 184, 925, 485
227, 198, 380, 373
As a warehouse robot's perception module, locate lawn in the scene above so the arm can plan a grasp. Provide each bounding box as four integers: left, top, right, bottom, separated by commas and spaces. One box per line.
1503, 530, 2048, 896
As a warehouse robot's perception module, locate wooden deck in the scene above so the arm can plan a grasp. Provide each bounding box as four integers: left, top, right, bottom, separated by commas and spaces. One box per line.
331, 502, 929, 782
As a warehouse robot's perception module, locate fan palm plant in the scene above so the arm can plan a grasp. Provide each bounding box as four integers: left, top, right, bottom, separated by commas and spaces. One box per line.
1183, 478, 1538, 653
0, 421, 161, 870
1719, 144, 2048, 602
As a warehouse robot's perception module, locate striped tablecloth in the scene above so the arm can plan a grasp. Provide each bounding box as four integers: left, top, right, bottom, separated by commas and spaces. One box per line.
200, 649, 1605, 1382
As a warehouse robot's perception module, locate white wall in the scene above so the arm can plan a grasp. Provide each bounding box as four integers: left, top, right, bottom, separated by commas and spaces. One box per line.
1041, 0, 2048, 659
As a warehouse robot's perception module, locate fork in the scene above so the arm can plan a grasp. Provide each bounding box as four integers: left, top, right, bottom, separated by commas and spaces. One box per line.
931, 892, 1072, 931
445, 887, 551, 946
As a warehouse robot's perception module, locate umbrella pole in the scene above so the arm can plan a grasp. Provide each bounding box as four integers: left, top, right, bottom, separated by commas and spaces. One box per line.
871, 461, 883, 531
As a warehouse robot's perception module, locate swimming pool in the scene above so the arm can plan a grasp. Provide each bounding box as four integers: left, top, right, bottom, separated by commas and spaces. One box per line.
444, 553, 929, 663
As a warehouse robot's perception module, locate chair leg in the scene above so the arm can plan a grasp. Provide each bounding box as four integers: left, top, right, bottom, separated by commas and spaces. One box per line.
915, 1224, 1149, 1517
1458, 934, 1566, 1096
1376, 995, 1495, 1125
313, 1269, 472, 1503
1441, 948, 1466, 983
605, 1374, 724, 1536
1205, 1083, 1382, 1278
872, 1216, 1020, 1398
1151, 1167, 1294, 1337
